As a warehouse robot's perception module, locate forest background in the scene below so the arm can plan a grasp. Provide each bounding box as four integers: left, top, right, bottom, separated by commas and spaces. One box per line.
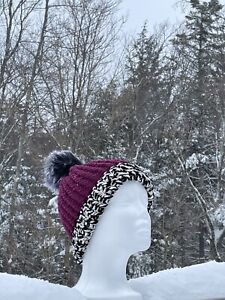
1, 0, 225, 286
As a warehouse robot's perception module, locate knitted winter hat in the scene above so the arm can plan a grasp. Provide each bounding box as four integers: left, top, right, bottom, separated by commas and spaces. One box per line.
44, 150, 153, 264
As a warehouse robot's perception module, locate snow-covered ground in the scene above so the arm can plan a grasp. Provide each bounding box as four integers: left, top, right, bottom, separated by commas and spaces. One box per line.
0, 261, 225, 300
0, 272, 85, 300
130, 261, 225, 300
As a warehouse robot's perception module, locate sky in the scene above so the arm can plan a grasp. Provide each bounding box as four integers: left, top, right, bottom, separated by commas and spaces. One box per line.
120, 0, 185, 34
119, 0, 225, 34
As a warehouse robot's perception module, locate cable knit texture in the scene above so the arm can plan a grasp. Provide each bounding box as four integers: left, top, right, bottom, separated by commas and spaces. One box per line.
58, 159, 123, 237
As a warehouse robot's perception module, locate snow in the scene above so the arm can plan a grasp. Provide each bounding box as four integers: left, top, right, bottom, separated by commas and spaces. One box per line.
129, 261, 225, 300
185, 153, 208, 170
0, 273, 85, 300
214, 204, 225, 227
48, 196, 58, 214
1, 261, 225, 300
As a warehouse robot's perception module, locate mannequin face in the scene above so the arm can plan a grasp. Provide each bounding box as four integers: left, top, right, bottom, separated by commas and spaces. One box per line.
89, 180, 151, 256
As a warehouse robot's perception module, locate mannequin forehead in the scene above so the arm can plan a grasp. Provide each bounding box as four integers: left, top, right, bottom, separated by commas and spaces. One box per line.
112, 181, 147, 203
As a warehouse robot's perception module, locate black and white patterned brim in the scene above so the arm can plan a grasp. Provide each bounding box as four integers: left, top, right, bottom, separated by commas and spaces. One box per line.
71, 162, 154, 264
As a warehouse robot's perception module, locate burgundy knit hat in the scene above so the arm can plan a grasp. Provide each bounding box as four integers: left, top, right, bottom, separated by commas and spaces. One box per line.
44, 150, 153, 264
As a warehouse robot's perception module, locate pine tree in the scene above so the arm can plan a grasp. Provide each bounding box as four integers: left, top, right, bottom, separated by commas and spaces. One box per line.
171, 0, 225, 262
173, 0, 224, 142
120, 23, 171, 163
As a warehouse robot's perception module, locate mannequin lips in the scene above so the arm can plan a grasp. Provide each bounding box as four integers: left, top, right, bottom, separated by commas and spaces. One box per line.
136, 220, 151, 235
137, 229, 150, 235
136, 225, 150, 234
136, 220, 150, 229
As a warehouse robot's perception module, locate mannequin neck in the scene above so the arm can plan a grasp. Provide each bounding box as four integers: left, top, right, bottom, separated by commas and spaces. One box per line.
81, 244, 128, 285
76, 244, 142, 299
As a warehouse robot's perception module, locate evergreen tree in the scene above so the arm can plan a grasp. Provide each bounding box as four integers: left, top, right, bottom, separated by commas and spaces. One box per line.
173, 0, 224, 142
171, 0, 225, 262
120, 24, 172, 163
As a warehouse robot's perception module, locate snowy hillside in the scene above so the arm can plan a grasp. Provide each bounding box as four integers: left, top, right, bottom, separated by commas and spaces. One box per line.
0, 261, 225, 300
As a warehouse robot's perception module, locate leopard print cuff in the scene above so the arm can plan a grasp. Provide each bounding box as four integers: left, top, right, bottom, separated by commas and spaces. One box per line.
72, 162, 154, 264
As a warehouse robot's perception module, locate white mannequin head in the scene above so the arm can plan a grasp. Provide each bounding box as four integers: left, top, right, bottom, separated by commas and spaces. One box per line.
75, 180, 151, 300
87, 180, 151, 257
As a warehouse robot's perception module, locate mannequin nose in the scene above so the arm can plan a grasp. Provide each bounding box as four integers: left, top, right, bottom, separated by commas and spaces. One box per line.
137, 210, 151, 224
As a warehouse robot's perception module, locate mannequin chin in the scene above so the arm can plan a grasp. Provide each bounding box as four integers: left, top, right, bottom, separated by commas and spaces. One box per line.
74, 181, 151, 300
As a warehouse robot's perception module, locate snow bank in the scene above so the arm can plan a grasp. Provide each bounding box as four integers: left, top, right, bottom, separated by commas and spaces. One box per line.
1, 261, 225, 300
0, 273, 85, 300
129, 261, 225, 300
